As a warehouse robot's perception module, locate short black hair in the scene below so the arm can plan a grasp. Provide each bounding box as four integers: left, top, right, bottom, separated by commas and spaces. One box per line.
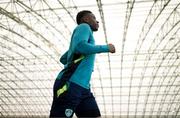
76, 10, 92, 25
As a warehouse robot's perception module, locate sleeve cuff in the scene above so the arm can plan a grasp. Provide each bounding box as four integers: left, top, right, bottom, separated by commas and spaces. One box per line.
98, 45, 109, 52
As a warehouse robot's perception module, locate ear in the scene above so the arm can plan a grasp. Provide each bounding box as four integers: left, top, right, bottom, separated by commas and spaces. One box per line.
82, 16, 89, 23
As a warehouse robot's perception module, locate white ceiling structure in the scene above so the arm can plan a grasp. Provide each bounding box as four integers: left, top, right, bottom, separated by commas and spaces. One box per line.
0, 0, 180, 117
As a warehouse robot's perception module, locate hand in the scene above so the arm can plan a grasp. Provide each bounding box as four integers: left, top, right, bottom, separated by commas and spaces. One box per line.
108, 44, 116, 53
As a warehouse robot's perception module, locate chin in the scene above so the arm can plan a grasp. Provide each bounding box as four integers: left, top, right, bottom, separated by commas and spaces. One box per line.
93, 28, 98, 31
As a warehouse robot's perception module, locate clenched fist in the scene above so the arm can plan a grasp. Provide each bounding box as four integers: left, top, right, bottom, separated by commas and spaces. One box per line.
108, 44, 116, 53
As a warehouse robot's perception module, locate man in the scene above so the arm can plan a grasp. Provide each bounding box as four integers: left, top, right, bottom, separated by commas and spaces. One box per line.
50, 10, 115, 118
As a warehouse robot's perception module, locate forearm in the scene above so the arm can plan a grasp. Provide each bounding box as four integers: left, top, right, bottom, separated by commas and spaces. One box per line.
75, 42, 109, 55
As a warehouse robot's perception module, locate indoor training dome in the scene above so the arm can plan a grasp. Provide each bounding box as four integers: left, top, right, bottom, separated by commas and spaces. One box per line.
0, 0, 180, 117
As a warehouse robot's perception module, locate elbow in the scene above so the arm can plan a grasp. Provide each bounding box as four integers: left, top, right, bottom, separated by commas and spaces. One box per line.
76, 49, 89, 55
60, 59, 67, 65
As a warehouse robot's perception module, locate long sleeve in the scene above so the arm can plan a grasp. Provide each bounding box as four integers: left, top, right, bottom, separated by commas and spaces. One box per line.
60, 23, 111, 89
75, 42, 109, 55
72, 23, 110, 55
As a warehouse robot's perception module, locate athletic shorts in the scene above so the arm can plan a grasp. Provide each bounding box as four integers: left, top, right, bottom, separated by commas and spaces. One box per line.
49, 79, 101, 118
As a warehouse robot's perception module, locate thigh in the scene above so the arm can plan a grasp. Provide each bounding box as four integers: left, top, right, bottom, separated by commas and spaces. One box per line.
75, 92, 101, 117
50, 82, 82, 118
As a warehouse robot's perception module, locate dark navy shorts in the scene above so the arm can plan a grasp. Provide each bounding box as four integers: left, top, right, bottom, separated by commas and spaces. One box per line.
50, 79, 101, 118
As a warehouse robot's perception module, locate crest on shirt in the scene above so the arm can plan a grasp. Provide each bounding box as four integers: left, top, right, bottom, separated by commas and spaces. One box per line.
65, 109, 73, 117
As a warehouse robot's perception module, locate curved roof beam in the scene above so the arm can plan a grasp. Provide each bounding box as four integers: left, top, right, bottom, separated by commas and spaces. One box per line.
134, 4, 180, 116
0, 34, 52, 109
42, 0, 71, 35
131, 2, 172, 97
134, 0, 171, 55
0, 21, 60, 65
142, 37, 180, 116
121, 1, 135, 117
0, 65, 34, 115
159, 66, 179, 116
0, 34, 59, 79
57, 0, 77, 23
150, 52, 179, 116
167, 75, 180, 116
93, 60, 107, 115
16, 0, 69, 44
1, 59, 51, 111
175, 92, 180, 117
96, 0, 113, 116
0, 7, 60, 57
0, 34, 36, 60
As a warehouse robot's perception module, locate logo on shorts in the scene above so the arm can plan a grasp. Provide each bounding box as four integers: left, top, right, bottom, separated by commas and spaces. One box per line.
65, 109, 73, 117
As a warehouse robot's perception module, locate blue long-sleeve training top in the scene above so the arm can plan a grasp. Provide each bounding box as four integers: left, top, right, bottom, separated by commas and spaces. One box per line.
57, 23, 110, 89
